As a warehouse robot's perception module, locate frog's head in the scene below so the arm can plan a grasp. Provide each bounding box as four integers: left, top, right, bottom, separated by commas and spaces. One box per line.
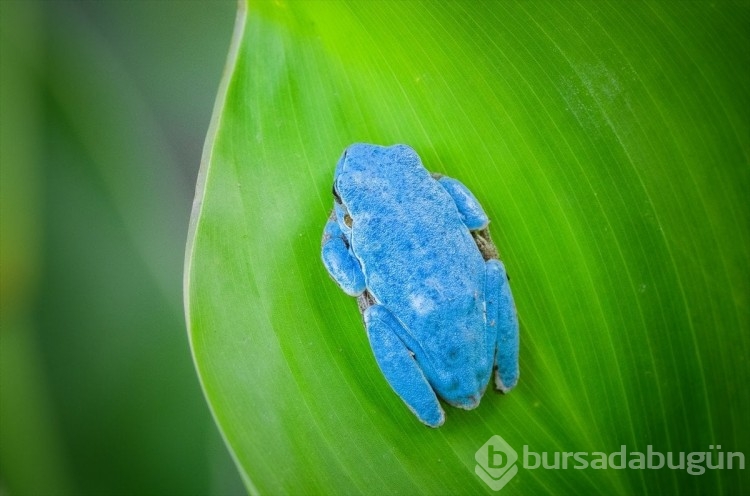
332, 143, 421, 212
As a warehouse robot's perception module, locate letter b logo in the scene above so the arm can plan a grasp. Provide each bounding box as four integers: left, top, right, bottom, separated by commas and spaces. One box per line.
488, 445, 507, 468
475, 435, 519, 491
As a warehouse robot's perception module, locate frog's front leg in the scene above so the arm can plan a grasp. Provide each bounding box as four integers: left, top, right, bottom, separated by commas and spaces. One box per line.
484, 259, 519, 392
364, 305, 445, 427
321, 211, 366, 296
436, 176, 489, 230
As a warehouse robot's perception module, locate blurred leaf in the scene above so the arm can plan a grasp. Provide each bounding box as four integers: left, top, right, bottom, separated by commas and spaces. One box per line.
2, 1, 241, 494
0, 3, 72, 493
186, 1, 750, 493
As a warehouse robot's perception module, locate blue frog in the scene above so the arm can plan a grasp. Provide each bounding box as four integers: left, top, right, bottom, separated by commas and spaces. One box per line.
321, 143, 519, 427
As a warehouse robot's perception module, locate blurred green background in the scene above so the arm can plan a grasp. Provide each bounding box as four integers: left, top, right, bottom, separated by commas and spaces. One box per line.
0, 1, 244, 494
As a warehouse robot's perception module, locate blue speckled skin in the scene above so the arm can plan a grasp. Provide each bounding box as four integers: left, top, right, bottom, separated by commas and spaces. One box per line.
321, 143, 519, 427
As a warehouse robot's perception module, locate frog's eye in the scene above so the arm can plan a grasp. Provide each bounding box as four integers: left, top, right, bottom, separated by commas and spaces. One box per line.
332, 185, 342, 204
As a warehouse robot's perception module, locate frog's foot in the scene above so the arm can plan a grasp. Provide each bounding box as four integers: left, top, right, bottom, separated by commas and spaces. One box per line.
321, 210, 366, 296
436, 176, 489, 230
356, 289, 377, 316
364, 304, 445, 428
471, 226, 500, 261
484, 259, 519, 393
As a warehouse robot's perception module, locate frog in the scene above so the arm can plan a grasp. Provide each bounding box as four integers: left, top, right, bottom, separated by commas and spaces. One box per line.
321, 143, 519, 427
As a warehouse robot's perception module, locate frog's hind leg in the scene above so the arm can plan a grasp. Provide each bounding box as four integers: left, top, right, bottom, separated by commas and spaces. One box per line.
321, 210, 366, 296
436, 176, 489, 230
364, 305, 445, 428
484, 259, 519, 393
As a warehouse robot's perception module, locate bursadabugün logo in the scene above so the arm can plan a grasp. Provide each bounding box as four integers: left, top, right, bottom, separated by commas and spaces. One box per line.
475, 435, 745, 491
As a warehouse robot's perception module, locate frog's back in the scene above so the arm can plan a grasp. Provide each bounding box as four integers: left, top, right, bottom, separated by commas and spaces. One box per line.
343, 146, 486, 340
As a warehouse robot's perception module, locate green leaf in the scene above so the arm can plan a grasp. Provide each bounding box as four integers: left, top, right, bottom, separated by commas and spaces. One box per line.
185, 1, 750, 493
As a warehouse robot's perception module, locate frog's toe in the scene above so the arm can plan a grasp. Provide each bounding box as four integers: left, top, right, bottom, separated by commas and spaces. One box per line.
495, 367, 519, 393
418, 406, 445, 428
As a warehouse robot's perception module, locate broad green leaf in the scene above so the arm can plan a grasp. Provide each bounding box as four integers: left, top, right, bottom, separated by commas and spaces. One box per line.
185, 1, 750, 493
